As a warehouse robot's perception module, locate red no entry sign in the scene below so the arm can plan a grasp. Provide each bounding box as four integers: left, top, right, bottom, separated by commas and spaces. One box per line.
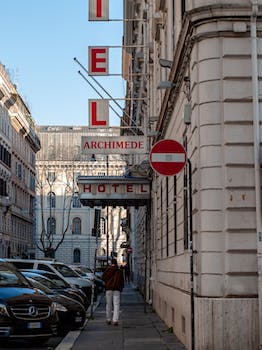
150, 139, 187, 176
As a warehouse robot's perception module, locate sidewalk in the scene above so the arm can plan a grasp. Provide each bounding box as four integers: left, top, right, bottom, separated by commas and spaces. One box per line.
66, 284, 187, 350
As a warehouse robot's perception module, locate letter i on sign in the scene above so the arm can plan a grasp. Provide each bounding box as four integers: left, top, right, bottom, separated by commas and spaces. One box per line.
88, 0, 109, 21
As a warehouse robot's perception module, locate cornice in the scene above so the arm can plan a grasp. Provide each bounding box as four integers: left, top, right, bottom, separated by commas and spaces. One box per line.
155, 4, 261, 141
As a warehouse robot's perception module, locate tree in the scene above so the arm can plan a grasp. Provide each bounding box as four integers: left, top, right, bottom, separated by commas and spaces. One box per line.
36, 164, 77, 258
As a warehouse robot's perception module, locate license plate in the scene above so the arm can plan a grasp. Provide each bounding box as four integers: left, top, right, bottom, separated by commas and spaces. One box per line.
75, 316, 82, 322
27, 322, 42, 329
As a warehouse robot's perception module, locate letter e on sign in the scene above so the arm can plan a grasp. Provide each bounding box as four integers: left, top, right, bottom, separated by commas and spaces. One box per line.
88, 47, 108, 75
89, 0, 109, 21
89, 99, 109, 127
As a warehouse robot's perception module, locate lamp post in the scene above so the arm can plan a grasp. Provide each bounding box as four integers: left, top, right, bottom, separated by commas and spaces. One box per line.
101, 216, 109, 266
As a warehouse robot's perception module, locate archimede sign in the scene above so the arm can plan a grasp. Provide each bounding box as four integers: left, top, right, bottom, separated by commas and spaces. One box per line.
81, 136, 147, 154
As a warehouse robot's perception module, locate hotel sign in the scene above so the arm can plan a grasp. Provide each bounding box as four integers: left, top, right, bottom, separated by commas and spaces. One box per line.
81, 136, 147, 154
77, 176, 150, 207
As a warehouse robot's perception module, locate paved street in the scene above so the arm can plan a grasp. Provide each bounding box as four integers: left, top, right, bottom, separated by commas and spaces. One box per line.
59, 284, 186, 350
0, 335, 64, 350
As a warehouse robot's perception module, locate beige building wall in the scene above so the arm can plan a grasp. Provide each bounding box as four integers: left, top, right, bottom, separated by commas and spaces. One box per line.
124, 1, 262, 349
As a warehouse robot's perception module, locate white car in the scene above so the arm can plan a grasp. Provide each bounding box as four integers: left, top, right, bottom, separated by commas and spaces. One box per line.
6, 259, 93, 299
69, 265, 105, 295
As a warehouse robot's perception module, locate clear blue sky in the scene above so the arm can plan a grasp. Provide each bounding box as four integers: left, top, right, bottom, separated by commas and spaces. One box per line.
1, 0, 125, 126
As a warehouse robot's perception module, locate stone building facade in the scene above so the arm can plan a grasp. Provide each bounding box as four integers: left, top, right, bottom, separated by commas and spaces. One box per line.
0, 63, 40, 258
35, 126, 128, 268
123, 1, 262, 349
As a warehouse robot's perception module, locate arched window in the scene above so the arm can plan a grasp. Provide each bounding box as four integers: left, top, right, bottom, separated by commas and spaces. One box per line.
73, 248, 81, 263
47, 192, 56, 208
47, 217, 56, 235
72, 192, 81, 208
72, 217, 81, 235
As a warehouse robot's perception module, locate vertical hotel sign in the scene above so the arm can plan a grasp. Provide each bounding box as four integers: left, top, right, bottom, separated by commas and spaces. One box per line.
89, 0, 109, 21
88, 1, 110, 128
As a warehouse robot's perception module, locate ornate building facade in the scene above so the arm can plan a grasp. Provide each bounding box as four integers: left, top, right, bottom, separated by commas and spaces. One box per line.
123, 1, 262, 349
35, 126, 128, 268
0, 63, 40, 258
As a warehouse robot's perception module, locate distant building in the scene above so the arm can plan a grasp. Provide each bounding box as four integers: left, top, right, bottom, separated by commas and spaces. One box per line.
0, 63, 40, 258
35, 126, 128, 268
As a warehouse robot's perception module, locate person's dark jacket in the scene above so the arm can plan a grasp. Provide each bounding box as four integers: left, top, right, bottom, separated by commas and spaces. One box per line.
102, 265, 124, 292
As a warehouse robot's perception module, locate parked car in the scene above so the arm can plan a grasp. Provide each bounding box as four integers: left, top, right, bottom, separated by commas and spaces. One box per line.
25, 276, 86, 334
20, 270, 89, 310
70, 265, 105, 294
0, 259, 58, 344
6, 259, 93, 304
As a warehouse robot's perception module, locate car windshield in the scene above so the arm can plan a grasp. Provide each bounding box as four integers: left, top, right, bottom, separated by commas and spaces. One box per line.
43, 274, 70, 288
72, 267, 86, 276
27, 278, 53, 295
53, 264, 80, 277
23, 273, 57, 290
0, 265, 30, 287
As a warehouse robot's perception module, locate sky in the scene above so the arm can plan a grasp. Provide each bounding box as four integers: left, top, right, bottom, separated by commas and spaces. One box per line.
1, 0, 125, 126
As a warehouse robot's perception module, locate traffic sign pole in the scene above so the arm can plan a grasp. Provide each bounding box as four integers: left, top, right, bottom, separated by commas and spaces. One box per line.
150, 139, 194, 350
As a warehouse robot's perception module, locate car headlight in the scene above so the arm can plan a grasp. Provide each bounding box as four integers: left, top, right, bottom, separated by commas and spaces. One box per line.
53, 302, 67, 312
0, 303, 9, 316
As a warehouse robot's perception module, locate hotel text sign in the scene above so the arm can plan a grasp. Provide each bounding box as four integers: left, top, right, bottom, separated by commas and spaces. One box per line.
81, 136, 147, 154
78, 177, 150, 207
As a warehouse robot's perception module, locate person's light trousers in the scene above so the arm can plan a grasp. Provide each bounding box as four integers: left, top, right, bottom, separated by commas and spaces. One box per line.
106, 290, 120, 323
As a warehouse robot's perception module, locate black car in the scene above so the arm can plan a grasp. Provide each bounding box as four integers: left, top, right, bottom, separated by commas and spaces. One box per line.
21, 269, 90, 309
25, 276, 86, 334
0, 260, 58, 343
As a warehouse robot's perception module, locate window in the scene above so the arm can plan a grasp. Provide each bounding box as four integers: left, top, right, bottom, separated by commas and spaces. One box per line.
72, 193, 81, 208
181, 0, 185, 19
0, 178, 7, 196
29, 175, 35, 191
10, 261, 34, 269
47, 171, 56, 183
72, 217, 81, 235
47, 217, 56, 235
47, 192, 56, 208
0, 145, 11, 168
38, 264, 53, 273
73, 249, 81, 263
16, 163, 22, 180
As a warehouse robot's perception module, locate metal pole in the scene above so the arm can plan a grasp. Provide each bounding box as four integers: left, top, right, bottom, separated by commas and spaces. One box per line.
250, 2, 262, 347
105, 217, 108, 266
188, 158, 194, 350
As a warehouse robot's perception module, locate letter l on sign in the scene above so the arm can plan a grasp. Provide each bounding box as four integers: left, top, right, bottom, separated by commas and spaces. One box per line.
89, 99, 109, 127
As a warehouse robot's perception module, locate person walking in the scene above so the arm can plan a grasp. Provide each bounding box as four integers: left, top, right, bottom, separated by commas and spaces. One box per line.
102, 258, 124, 326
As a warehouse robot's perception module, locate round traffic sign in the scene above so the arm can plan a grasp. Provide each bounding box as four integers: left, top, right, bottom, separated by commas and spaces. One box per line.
150, 139, 187, 176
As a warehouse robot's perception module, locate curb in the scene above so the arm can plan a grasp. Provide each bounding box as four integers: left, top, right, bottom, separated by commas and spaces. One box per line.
55, 294, 103, 350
